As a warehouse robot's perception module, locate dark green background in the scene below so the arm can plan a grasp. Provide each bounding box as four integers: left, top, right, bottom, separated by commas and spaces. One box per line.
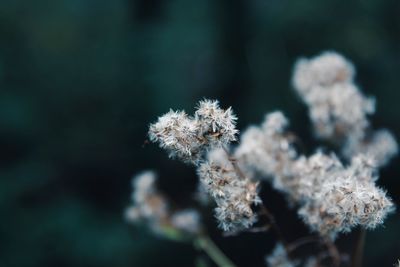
0, 0, 399, 266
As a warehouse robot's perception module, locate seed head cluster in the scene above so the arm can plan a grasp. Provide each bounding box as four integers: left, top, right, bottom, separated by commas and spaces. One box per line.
235, 111, 297, 182
126, 51, 398, 266
125, 171, 201, 236
236, 111, 395, 238
148, 99, 238, 165
198, 148, 261, 233
292, 51, 397, 167
265, 243, 298, 267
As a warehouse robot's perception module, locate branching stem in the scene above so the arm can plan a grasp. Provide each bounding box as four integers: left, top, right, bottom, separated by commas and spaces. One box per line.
351, 228, 366, 267
195, 235, 238, 267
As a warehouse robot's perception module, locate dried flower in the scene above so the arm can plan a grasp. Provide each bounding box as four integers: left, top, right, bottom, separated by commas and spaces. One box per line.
170, 209, 201, 234
343, 129, 398, 167
292, 51, 354, 96
197, 148, 261, 232
148, 110, 204, 164
294, 153, 395, 238
265, 243, 298, 267
149, 99, 238, 165
195, 99, 238, 147
235, 112, 297, 182
292, 51, 398, 167
125, 171, 201, 237
125, 171, 169, 233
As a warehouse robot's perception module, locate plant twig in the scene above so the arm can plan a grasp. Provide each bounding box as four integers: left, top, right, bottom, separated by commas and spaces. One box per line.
195, 235, 238, 267
351, 228, 366, 267
287, 236, 321, 252
222, 146, 247, 180
259, 204, 290, 252
323, 237, 341, 267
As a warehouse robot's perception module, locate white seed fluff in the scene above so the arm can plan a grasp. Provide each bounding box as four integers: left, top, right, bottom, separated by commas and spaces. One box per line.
149, 99, 238, 165
265, 243, 298, 267
170, 209, 201, 234
197, 149, 261, 233
292, 51, 354, 95
292, 51, 398, 167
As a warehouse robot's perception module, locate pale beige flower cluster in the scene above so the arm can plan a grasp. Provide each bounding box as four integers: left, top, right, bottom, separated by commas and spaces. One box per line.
292, 51, 397, 167
125, 171, 201, 236
149, 100, 261, 233
198, 148, 261, 232
126, 51, 398, 267
148, 99, 238, 165
235, 111, 394, 238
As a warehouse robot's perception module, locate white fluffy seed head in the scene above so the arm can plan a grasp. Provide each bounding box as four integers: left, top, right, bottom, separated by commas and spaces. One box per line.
126, 171, 203, 237
148, 99, 238, 165
304, 83, 375, 140
265, 243, 298, 267
195, 99, 238, 146
125, 171, 169, 226
292, 51, 355, 95
170, 209, 201, 234
262, 111, 289, 135
197, 151, 261, 233
292, 152, 395, 238
291, 51, 397, 168
299, 177, 394, 238
235, 112, 297, 181
343, 129, 398, 167
148, 110, 203, 164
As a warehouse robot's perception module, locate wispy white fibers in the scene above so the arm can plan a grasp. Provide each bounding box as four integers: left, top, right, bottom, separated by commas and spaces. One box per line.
125, 171, 201, 236
292, 51, 397, 167
197, 147, 261, 232
149, 99, 237, 165
265, 243, 298, 267
150, 100, 261, 233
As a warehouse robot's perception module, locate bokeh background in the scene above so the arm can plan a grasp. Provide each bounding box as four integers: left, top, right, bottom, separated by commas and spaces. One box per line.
1, 0, 399, 266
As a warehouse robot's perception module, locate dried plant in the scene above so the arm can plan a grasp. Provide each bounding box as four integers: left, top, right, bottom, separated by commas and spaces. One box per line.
125, 51, 398, 267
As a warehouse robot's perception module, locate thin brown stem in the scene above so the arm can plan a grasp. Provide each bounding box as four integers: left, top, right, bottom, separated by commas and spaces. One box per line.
287, 236, 321, 252
259, 205, 290, 252
195, 234, 238, 267
351, 228, 366, 267
245, 225, 271, 233
323, 237, 341, 267
222, 146, 246, 180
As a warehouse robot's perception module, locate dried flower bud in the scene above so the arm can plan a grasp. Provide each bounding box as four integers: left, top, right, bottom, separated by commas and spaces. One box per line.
197, 153, 261, 233
293, 152, 394, 238
149, 99, 238, 165
235, 112, 297, 181
148, 110, 204, 164
195, 99, 238, 146
299, 177, 394, 238
125, 171, 202, 238
265, 243, 298, 267
292, 51, 354, 95
292, 51, 397, 167
125, 171, 168, 230
170, 209, 201, 234
343, 129, 398, 167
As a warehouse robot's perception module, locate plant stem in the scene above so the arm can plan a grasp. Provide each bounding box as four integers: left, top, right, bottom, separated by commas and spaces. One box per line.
287, 236, 321, 252
259, 205, 290, 251
351, 228, 366, 267
323, 237, 341, 267
195, 235, 238, 267
222, 146, 246, 180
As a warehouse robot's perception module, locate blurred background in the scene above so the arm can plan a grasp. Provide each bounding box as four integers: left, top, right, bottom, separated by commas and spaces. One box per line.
1, 0, 399, 266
